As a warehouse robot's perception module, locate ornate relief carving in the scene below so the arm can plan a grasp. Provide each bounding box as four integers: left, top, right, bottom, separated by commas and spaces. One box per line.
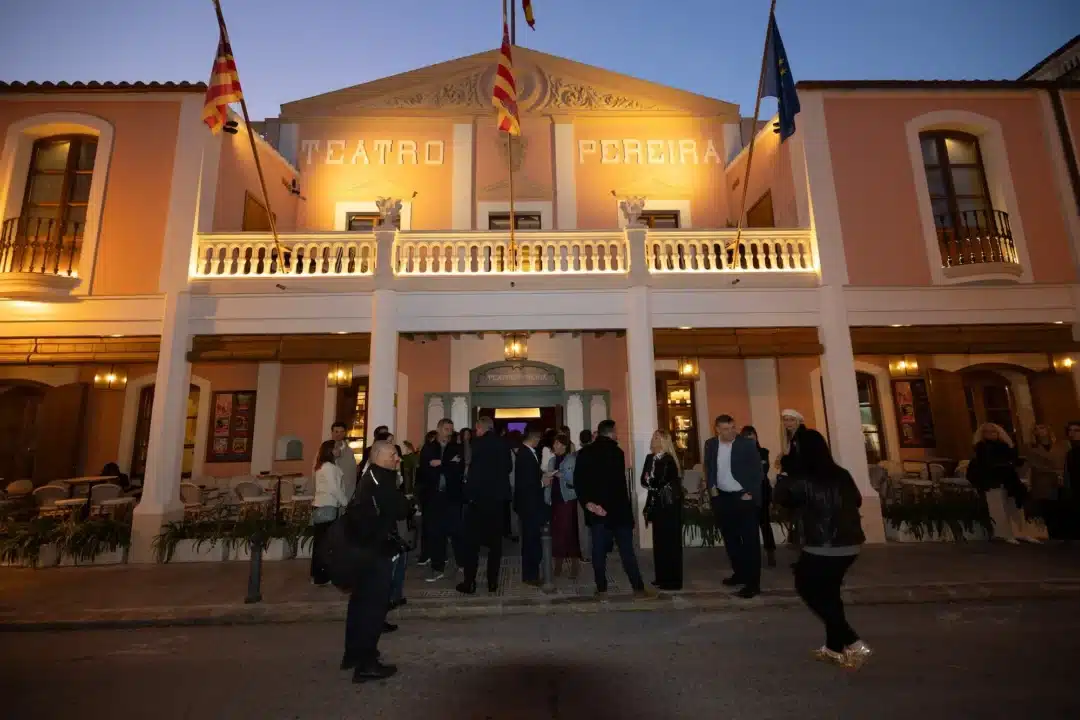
533, 72, 659, 112
619, 196, 647, 227
367, 72, 486, 110
495, 135, 529, 173
376, 197, 403, 227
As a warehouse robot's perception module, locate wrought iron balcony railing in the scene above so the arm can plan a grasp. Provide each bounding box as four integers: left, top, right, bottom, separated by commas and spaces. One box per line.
935, 209, 1018, 270
0, 217, 83, 277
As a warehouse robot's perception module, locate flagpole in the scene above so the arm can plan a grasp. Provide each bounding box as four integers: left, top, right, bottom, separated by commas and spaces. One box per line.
510, 0, 517, 45
502, 0, 518, 270
731, 0, 777, 263
211, 0, 288, 272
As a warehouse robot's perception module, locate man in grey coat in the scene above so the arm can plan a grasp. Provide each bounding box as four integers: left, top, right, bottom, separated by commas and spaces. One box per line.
703, 414, 766, 598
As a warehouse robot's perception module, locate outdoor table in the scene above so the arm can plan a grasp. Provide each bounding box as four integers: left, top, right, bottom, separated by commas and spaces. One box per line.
61, 475, 118, 520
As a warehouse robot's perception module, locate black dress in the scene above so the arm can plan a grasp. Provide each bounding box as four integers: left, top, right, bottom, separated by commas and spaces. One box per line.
642, 453, 683, 590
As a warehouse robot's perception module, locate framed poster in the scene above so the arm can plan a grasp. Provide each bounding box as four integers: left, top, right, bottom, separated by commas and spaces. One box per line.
207, 390, 257, 462
892, 379, 935, 448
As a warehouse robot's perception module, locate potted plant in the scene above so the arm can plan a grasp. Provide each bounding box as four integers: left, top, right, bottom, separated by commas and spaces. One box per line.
0, 517, 64, 568
681, 493, 722, 547
230, 514, 295, 562
882, 493, 993, 542
153, 507, 234, 563
57, 518, 131, 565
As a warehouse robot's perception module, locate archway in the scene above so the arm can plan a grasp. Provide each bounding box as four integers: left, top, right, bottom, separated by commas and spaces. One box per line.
0, 381, 47, 482
118, 373, 212, 480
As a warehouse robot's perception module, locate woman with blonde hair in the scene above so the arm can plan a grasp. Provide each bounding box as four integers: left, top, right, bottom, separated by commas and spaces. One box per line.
641, 429, 684, 590
1027, 424, 1066, 539
966, 423, 1029, 544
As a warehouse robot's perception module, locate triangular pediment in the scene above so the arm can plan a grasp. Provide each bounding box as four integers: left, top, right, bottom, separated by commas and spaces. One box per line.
281, 48, 739, 119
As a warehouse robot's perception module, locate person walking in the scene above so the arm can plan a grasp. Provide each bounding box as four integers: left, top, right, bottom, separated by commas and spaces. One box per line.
417, 419, 466, 581
546, 433, 582, 580
641, 429, 683, 590
341, 440, 409, 682
310, 440, 350, 586
575, 419, 647, 597
458, 416, 512, 594
703, 414, 766, 598
774, 429, 872, 669
742, 426, 777, 568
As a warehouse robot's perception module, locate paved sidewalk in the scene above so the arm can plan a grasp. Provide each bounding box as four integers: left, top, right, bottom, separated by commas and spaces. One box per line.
1, 543, 1078, 630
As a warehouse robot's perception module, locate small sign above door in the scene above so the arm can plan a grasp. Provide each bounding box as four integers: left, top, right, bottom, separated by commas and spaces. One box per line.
473, 363, 560, 389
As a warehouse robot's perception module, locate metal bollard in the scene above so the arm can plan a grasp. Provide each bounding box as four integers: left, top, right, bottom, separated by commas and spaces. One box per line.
541, 521, 555, 593
244, 533, 263, 604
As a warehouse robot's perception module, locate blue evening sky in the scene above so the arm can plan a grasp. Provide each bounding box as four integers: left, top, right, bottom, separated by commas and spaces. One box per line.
0, 0, 1075, 120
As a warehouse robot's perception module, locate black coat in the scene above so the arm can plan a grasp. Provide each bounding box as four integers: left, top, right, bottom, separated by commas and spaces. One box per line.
513, 444, 546, 520
417, 439, 466, 503
774, 464, 865, 549
575, 435, 634, 528
467, 431, 512, 508
344, 465, 409, 558
967, 440, 1026, 505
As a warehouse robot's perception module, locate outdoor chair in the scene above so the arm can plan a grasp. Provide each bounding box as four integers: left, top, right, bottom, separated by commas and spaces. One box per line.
235, 480, 266, 500
90, 483, 123, 505
32, 485, 69, 516
5, 479, 33, 497
98, 496, 136, 522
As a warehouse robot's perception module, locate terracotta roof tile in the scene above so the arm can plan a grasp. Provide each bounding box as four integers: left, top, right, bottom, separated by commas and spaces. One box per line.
0, 81, 207, 94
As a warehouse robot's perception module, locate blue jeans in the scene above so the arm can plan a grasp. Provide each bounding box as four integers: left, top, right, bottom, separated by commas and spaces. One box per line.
589, 523, 644, 593
390, 552, 407, 604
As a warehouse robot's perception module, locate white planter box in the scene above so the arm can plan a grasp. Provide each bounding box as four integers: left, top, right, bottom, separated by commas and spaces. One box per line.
168, 539, 231, 563
295, 538, 314, 559
1, 544, 60, 568
58, 547, 129, 567
885, 522, 990, 543
234, 538, 293, 562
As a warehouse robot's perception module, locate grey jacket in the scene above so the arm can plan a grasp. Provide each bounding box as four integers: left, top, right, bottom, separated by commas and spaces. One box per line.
543, 452, 577, 504
703, 435, 765, 505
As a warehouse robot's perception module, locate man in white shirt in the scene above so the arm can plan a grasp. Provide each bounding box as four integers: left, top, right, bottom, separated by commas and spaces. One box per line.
331, 421, 358, 501
703, 414, 766, 598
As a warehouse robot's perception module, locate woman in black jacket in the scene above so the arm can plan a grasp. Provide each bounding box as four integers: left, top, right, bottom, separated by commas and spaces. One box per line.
641, 429, 683, 590
741, 426, 777, 567
966, 423, 1028, 544
774, 429, 871, 669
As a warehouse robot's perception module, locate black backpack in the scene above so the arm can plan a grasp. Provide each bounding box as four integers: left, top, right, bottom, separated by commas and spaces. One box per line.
318, 508, 377, 591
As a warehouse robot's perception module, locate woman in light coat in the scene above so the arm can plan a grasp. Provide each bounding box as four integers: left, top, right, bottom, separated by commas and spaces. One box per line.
311, 439, 350, 586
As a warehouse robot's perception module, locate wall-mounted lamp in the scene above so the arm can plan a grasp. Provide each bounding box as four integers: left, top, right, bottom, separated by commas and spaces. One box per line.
92, 366, 128, 391
1052, 355, 1076, 374
889, 356, 920, 377
677, 357, 700, 381
326, 362, 353, 388
503, 333, 528, 362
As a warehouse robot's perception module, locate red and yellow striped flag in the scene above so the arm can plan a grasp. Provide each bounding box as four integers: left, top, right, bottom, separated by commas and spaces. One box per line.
492, 21, 520, 136
522, 0, 536, 29
202, 31, 244, 133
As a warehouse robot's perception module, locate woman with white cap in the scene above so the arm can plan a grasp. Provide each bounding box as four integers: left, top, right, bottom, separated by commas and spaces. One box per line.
778, 409, 808, 549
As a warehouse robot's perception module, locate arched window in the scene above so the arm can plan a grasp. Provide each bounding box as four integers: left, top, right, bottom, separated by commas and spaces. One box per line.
919, 130, 1016, 268
856, 371, 887, 464
12, 134, 98, 276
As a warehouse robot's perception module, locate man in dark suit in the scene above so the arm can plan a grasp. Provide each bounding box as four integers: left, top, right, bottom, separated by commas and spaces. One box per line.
704, 413, 766, 598
574, 419, 646, 596
457, 415, 512, 594
416, 418, 465, 583
514, 425, 547, 586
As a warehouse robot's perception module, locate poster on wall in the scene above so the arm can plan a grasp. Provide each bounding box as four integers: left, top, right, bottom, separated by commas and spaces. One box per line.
892, 379, 935, 448
207, 391, 257, 462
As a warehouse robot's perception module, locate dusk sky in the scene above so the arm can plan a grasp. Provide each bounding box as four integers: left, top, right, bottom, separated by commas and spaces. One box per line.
1, 0, 1075, 120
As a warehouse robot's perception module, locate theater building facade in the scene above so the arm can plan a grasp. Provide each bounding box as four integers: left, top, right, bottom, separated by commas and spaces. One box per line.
2, 43, 1080, 557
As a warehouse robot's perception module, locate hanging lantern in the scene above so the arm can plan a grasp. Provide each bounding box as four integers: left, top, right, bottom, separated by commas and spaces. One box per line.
503, 333, 528, 362
677, 357, 700, 381
326, 362, 353, 388
92, 366, 128, 391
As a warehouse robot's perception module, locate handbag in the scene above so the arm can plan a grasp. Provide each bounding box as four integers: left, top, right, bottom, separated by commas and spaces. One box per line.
320, 511, 376, 592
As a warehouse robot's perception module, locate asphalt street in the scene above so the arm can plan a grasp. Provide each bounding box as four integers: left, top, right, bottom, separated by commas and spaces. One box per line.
2, 600, 1077, 720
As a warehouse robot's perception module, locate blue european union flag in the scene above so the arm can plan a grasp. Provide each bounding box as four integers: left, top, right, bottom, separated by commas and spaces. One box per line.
762, 11, 800, 142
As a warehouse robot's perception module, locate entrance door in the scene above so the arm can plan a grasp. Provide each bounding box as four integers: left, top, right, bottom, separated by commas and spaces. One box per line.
477, 406, 563, 436
131, 384, 202, 481
0, 384, 45, 482
32, 383, 89, 483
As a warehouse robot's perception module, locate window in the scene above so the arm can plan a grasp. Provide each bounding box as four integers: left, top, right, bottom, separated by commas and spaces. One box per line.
745, 191, 774, 228
345, 212, 397, 232
241, 191, 276, 231
130, 384, 201, 480
488, 212, 541, 230
920, 131, 992, 228
654, 371, 700, 470
21, 135, 96, 235
639, 211, 680, 229
856, 372, 886, 464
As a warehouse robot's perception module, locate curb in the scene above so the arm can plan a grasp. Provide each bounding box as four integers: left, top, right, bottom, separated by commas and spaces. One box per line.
2, 580, 1078, 632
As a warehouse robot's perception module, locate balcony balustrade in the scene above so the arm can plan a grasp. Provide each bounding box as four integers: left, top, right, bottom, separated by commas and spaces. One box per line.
935, 209, 1020, 277
191, 227, 818, 281
0, 216, 83, 300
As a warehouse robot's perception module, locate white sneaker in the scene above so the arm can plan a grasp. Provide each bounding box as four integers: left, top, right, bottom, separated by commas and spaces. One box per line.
844, 640, 873, 669
417, 557, 431, 567
425, 570, 445, 583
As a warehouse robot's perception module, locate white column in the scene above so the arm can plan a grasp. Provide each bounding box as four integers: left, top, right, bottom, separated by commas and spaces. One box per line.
450, 396, 469, 431
250, 362, 282, 474
819, 285, 885, 542
625, 285, 657, 547
367, 288, 399, 440
427, 396, 445, 431
451, 122, 474, 230
131, 291, 192, 562
567, 393, 584, 446
589, 395, 608, 430
553, 119, 577, 229
160, 95, 208, 294
745, 358, 782, 457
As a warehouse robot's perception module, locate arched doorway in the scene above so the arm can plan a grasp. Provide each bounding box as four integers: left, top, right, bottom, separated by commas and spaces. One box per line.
961, 369, 1018, 442
0, 382, 46, 482
469, 361, 567, 434
129, 384, 202, 481
855, 371, 887, 464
